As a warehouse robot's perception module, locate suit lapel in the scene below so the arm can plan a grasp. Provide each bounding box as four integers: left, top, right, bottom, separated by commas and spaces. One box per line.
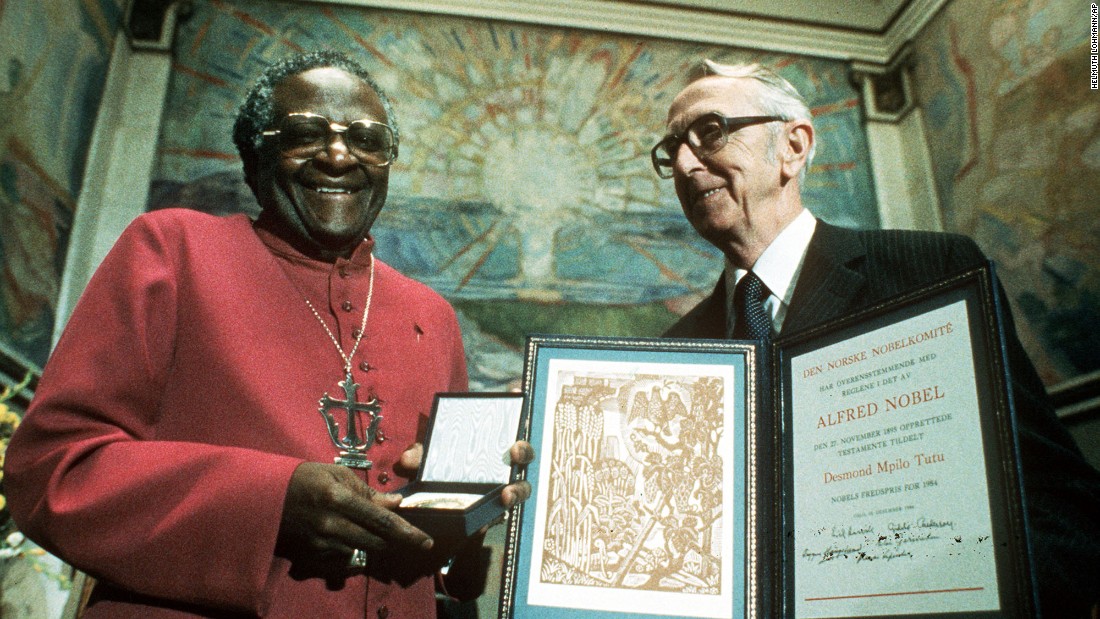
783, 222, 867, 334
683, 276, 728, 339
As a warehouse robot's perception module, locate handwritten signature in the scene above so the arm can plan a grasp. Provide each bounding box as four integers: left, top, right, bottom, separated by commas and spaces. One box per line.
802, 515, 988, 564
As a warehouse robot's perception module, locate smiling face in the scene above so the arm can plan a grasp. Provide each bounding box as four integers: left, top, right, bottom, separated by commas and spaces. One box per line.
254, 67, 391, 260
665, 76, 803, 267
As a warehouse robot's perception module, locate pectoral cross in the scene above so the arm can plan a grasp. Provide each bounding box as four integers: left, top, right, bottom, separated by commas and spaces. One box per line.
318, 372, 382, 469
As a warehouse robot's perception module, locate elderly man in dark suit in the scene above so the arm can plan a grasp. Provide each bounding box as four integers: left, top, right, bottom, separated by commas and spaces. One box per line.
655, 59, 1100, 616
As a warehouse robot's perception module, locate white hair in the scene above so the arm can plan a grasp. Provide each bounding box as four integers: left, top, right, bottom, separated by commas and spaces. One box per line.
693, 59, 816, 181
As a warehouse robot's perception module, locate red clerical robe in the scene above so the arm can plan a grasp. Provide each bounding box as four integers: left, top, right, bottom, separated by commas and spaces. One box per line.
5, 208, 468, 618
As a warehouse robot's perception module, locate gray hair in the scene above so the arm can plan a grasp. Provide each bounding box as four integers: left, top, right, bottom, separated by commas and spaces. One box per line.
692, 59, 816, 180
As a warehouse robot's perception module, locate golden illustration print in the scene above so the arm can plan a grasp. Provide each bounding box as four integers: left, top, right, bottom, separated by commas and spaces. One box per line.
539, 370, 724, 595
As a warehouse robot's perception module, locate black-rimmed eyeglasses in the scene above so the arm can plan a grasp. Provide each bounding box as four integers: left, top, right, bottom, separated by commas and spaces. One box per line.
262, 112, 398, 167
650, 113, 784, 178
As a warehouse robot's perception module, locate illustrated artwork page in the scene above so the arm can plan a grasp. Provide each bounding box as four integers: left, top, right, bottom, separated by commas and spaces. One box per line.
524, 355, 744, 618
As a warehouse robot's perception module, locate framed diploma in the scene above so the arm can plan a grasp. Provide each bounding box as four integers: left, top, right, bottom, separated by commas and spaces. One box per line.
776, 264, 1035, 617
499, 335, 773, 618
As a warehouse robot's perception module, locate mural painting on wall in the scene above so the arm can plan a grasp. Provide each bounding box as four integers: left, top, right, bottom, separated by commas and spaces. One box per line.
0, 1, 123, 617
0, 0, 122, 368
151, 0, 877, 390
913, 0, 1100, 385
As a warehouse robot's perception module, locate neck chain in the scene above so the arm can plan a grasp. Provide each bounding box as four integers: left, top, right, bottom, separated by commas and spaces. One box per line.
302, 254, 384, 471
303, 255, 375, 375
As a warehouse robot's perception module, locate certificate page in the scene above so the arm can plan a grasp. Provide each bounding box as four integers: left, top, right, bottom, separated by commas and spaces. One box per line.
790, 300, 999, 617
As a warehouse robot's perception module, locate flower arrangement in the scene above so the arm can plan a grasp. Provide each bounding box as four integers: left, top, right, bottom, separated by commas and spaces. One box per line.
0, 373, 31, 558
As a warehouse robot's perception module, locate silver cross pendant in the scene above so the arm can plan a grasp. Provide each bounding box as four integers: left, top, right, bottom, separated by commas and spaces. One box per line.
318, 372, 382, 469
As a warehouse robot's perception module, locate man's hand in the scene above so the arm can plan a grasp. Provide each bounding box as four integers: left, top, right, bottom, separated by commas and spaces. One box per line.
277, 462, 431, 571
501, 440, 534, 508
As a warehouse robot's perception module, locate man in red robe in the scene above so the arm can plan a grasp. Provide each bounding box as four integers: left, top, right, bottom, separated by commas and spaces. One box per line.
5, 50, 532, 618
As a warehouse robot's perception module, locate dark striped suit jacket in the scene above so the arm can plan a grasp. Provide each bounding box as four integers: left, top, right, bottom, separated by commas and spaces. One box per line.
665, 221, 1100, 616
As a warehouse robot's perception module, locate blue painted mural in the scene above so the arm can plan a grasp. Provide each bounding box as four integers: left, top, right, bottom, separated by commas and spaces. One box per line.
149, 0, 878, 389
0, 0, 123, 368
912, 0, 1100, 385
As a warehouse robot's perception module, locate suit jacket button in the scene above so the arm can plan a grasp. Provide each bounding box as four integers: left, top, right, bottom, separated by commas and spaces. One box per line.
377, 605, 389, 619
378, 472, 390, 484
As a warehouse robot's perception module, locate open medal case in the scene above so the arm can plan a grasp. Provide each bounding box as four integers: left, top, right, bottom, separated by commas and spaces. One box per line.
397, 392, 526, 539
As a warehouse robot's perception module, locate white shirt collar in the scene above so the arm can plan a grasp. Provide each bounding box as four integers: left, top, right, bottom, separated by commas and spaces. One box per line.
725, 209, 817, 334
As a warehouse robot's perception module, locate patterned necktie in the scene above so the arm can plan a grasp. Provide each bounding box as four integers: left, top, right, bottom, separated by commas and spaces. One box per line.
731, 271, 772, 341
